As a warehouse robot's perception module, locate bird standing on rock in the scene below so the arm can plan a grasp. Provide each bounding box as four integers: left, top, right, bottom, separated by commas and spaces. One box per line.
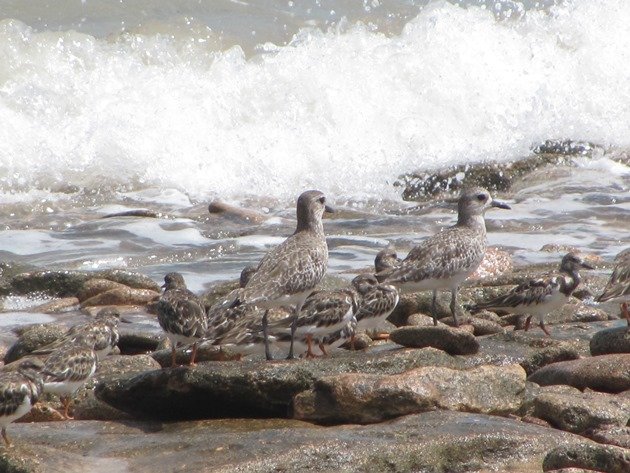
157, 272, 208, 367
229, 190, 334, 360
597, 249, 630, 327
470, 253, 593, 336
377, 187, 510, 326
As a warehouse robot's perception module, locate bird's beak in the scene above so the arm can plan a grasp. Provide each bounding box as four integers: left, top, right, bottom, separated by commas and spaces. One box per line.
324, 204, 335, 214
580, 261, 595, 270
491, 199, 511, 210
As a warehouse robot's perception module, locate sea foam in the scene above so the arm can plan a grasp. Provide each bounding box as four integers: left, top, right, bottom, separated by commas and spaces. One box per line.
0, 0, 629, 204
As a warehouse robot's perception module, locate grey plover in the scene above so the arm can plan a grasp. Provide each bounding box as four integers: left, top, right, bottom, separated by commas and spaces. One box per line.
374, 247, 402, 273
597, 249, 630, 326
230, 190, 333, 359
33, 307, 120, 360
157, 272, 208, 367
0, 360, 43, 446
377, 187, 510, 326
41, 338, 98, 419
471, 253, 593, 336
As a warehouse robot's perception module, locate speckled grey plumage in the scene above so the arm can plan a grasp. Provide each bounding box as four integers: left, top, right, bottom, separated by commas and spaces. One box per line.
378, 187, 510, 326
0, 360, 43, 446
597, 249, 630, 325
231, 190, 333, 359
374, 248, 402, 274
472, 253, 593, 335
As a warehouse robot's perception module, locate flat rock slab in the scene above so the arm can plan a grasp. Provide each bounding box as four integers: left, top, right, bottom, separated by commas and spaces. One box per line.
96, 348, 464, 420
0, 411, 595, 473
532, 389, 630, 434
543, 443, 630, 473
590, 326, 630, 355
293, 364, 526, 424
389, 326, 480, 355
528, 354, 630, 393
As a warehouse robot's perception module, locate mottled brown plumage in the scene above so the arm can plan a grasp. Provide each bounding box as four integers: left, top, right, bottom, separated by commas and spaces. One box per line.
597, 250, 630, 325
0, 360, 43, 446
157, 272, 208, 367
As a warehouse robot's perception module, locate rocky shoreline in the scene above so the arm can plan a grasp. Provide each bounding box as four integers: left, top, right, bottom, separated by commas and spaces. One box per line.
0, 250, 628, 472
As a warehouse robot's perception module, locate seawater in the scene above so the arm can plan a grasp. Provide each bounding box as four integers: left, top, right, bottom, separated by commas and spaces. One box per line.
0, 0, 628, 295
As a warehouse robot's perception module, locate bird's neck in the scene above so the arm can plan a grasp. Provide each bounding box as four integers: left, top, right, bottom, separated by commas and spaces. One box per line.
559, 270, 581, 296
457, 214, 487, 236
295, 217, 324, 236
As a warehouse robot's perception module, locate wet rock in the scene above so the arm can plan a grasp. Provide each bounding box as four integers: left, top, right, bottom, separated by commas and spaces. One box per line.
389, 326, 480, 355
151, 341, 242, 367
17, 401, 66, 423
101, 209, 159, 219
2, 411, 594, 473
117, 329, 162, 355
74, 354, 161, 421
560, 303, 609, 324
340, 332, 371, 351
10, 270, 91, 297
385, 293, 419, 326
528, 354, 630, 393
467, 308, 506, 325
542, 443, 630, 473
585, 425, 630, 449
442, 316, 504, 336
77, 278, 130, 302
93, 269, 160, 292
397, 153, 570, 200
520, 344, 583, 377
208, 200, 269, 223
30, 297, 80, 313
3, 324, 65, 364
293, 364, 526, 424
95, 348, 464, 420
532, 389, 630, 434
80, 287, 159, 307
470, 247, 513, 280
406, 312, 446, 326
590, 326, 630, 355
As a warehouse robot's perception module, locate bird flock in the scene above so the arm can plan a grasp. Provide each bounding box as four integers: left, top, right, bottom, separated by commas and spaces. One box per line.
0, 187, 628, 447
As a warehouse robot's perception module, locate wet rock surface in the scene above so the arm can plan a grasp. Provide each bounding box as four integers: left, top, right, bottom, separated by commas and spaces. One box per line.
528, 354, 630, 393
95, 348, 464, 420
590, 326, 630, 355
293, 364, 526, 424
389, 325, 480, 355
1, 411, 595, 473
542, 443, 630, 473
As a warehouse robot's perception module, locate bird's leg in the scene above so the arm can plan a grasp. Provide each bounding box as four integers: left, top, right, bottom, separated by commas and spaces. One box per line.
262, 309, 272, 361
305, 334, 316, 358
318, 343, 329, 357
524, 315, 533, 332
1, 427, 11, 447
622, 302, 630, 327
539, 320, 551, 337
62, 396, 73, 420
350, 334, 356, 351
189, 342, 198, 366
450, 288, 459, 327
287, 303, 301, 360
431, 290, 438, 326
170, 345, 177, 368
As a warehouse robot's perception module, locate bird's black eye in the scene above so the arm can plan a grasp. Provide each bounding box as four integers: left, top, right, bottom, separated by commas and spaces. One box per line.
319, 197, 325, 204
476, 194, 486, 201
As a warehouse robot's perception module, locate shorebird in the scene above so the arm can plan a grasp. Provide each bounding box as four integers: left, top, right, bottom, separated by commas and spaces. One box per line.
41, 338, 98, 419
374, 247, 402, 273
157, 272, 208, 367
33, 307, 120, 360
377, 187, 510, 326
470, 253, 593, 336
229, 190, 333, 360
353, 273, 399, 336
597, 249, 630, 326
0, 360, 43, 447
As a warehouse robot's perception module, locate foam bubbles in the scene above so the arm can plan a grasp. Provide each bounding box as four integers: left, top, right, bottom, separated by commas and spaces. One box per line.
0, 0, 629, 204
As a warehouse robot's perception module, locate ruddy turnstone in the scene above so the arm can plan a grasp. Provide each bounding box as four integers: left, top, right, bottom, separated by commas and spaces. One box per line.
471, 253, 593, 336
230, 190, 333, 360
0, 360, 43, 446
41, 338, 98, 419
268, 286, 358, 358
33, 307, 120, 360
353, 273, 399, 336
157, 272, 208, 367
377, 187, 510, 326
374, 247, 402, 273
597, 249, 630, 326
